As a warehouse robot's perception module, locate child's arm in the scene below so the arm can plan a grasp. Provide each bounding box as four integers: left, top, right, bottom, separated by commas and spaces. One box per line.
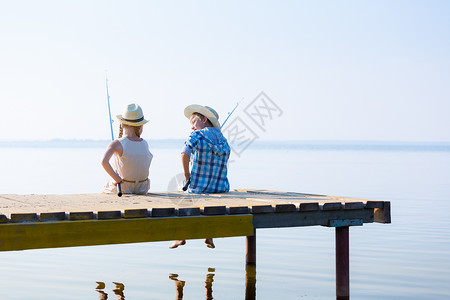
181, 153, 190, 182
101, 140, 124, 184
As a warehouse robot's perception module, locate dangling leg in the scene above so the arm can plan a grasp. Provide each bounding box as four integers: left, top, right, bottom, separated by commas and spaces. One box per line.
204, 238, 215, 249
169, 240, 186, 249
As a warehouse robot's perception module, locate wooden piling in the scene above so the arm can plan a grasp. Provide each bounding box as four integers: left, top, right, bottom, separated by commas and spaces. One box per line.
246, 229, 256, 265
245, 264, 256, 300
336, 226, 350, 300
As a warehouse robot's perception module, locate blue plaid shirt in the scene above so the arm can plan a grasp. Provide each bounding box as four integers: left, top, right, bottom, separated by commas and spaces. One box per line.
182, 127, 230, 193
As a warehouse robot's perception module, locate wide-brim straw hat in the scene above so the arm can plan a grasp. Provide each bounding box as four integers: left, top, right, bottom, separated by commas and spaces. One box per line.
184, 104, 221, 130
116, 103, 149, 126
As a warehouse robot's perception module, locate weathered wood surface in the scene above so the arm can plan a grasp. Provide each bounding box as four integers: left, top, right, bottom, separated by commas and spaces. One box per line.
0, 189, 390, 226
0, 189, 386, 217
0, 189, 390, 252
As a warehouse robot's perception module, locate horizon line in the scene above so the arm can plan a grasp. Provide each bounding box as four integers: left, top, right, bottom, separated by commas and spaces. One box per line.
0, 139, 450, 145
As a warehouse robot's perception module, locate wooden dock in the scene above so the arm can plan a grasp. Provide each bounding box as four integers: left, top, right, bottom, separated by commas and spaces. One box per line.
0, 189, 390, 299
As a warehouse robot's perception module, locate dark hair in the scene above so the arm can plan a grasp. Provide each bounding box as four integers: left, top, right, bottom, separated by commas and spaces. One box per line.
191, 112, 213, 126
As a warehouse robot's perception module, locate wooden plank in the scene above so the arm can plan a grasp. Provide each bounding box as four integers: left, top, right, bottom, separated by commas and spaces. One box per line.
124, 209, 148, 218
251, 205, 273, 214
236, 189, 326, 197
365, 201, 385, 209
178, 208, 201, 216
0, 215, 8, 223
69, 212, 94, 221
299, 202, 319, 211
253, 209, 374, 228
322, 203, 342, 211
0, 215, 254, 251
10, 213, 38, 223
275, 204, 297, 213
151, 208, 175, 217
0, 191, 383, 218
202, 206, 227, 215
98, 211, 122, 220
344, 202, 364, 210
40, 212, 66, 222
229, 207, 250, 214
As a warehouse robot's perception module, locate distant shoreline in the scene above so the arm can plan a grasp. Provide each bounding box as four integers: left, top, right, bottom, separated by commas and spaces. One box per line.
1, 139, 449, 152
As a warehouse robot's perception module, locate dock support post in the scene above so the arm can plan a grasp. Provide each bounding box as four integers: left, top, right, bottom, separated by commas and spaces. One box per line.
246, 229, 256, 265
336, 226, 350, 300
245, 264, 256, 299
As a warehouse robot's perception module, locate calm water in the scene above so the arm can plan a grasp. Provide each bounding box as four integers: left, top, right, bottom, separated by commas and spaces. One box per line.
0, 140, 449, 299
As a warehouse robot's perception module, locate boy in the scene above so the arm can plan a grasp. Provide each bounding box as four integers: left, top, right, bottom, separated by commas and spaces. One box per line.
170, 104, 230, 249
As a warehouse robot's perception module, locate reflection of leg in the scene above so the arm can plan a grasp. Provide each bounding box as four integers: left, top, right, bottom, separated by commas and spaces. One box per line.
97, 290, 108, 300
96, 281, 108, 299
170, 240, 186, 249
245, 264, 256, 300
205, 268, 215, 300
169, 274, 185, 300
112, 282, 125, 300
96, 282, 106, 289
204, 238, 215, 249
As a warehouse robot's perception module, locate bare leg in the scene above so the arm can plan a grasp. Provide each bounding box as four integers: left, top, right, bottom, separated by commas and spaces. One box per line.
170, 240, 186, 249
204, 238, 215, 249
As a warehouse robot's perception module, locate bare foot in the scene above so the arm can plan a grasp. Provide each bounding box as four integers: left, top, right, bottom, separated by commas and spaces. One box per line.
169, 240, 186, 249
205, 238, 215, 249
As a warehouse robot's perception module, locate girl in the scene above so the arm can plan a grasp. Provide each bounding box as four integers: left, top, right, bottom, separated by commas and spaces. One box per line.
102, 103, 153, 195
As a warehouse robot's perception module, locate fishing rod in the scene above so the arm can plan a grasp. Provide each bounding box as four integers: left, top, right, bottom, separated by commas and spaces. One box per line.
220, 100, 241, 128
105, 74, 122, 197
106, 76, 114, 141
182, 100, 241, 191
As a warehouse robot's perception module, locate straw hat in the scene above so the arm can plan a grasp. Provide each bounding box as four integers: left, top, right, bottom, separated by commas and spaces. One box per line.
184, 104, 221, 129
116, 103, 148, 126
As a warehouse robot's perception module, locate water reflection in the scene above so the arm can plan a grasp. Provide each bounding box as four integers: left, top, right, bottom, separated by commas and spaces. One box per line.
95, 281, 125, 299
94, 265, 257, 299
204, 270, 214, 300
169, 273, 185, 299
169, 267, 215, 299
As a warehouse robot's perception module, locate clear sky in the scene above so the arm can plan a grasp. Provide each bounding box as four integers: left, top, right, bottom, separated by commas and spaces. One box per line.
1, 0, 449, 142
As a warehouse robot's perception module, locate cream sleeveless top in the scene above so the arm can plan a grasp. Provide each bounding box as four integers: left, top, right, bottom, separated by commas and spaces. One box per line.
103, 137, 153, 195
